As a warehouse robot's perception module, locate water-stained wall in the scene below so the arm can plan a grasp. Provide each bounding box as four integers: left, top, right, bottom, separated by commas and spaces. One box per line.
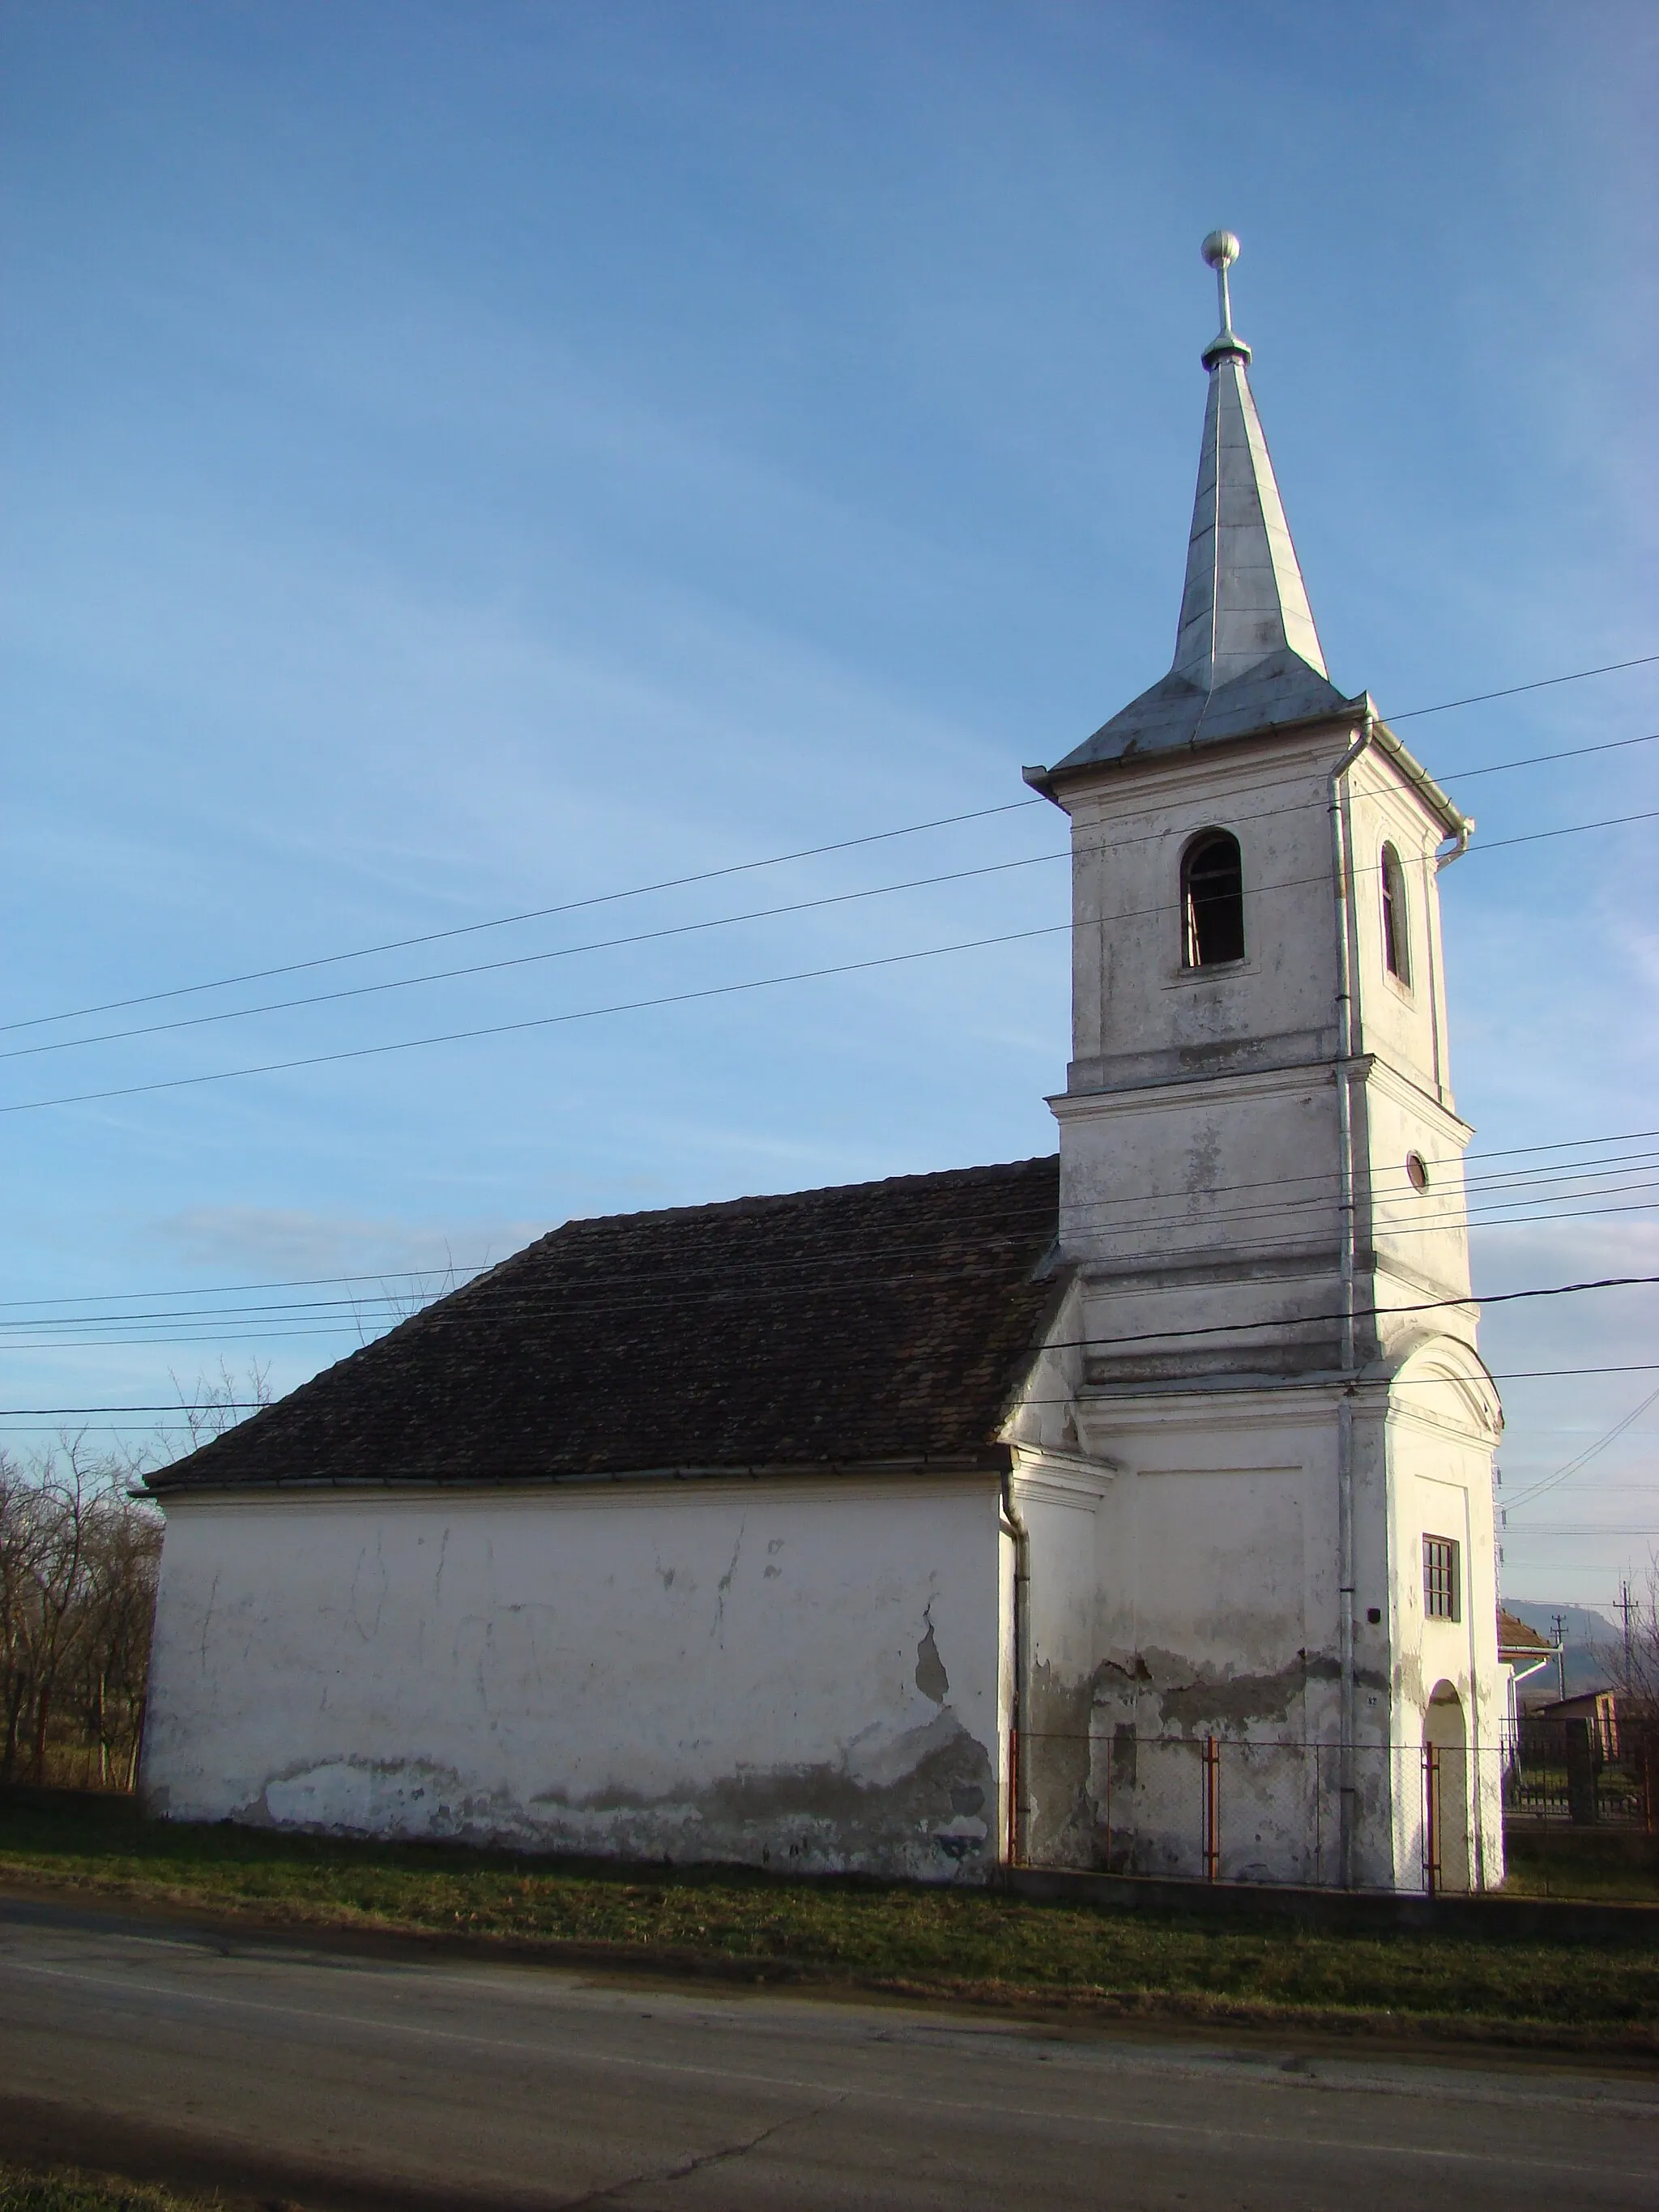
143, 1473, 1006, 1883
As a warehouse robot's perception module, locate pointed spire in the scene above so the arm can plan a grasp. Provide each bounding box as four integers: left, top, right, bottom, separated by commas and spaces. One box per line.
1172, 232, 1328, 691
1030, 232, 1358, 789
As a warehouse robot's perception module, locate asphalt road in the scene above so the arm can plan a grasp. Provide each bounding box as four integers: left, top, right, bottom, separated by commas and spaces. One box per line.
3, 1894, 1657, 2211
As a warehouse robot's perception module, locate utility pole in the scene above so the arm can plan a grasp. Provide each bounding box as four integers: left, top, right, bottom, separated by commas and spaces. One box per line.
1552, 1612, 1567, 1702
1622, 1580, 1635, 1690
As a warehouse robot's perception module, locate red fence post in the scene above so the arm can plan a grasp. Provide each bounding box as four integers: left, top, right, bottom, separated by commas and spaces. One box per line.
1202, 1735, 1221, 1882
1007, 1728, 1020, 1866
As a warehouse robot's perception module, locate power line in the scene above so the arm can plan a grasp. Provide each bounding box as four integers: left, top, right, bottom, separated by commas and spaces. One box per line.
6, 804, 1654, 1119
1503, 1384, 1659, 1515
0, 1130, 1641, 1327
0, 797, 1047, 1037
1448, 729, 1659, 777
1501, 1527, 1659, 1540
2, 1175, 1655, 1343
6, 693, 1655, 1044
5, 1359, 1657, 1425
7, 1264, 1655, 1362
1026, 1272, 1659, 1361
1388, 650, 1659, 719
11, 765, 1657, 1065
0, 922, 1066, 1116
1, 1119, 1655, 1317
0, 1265, 490, 1309
0, 848, 1070, 1065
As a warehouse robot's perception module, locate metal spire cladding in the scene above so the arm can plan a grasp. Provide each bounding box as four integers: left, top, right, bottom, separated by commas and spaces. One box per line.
1174, 231, 1328, 691
1030, 232, 1359, 789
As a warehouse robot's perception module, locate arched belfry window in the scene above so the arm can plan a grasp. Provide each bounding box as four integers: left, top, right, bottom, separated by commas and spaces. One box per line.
1181, 830, 1245, 968
1380, 842, 1411, 986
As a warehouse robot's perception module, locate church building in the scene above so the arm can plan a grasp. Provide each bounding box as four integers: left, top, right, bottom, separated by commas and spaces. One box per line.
141, 237, 1504, 1893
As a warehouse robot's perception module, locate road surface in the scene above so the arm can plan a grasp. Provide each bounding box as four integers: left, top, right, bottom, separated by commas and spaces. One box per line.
2, 1892, 1657, 2210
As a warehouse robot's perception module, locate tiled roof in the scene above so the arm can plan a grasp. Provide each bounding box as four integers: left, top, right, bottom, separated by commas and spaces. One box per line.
1497, 1607, 1555, 1657
147, 1157, 1064, 1493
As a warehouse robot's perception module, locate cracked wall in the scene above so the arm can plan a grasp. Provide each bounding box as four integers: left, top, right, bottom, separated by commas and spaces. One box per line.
1008, 1368, 1500, 1890
143, 1476, 1005, 1884
1013, 1429, 1353, 1884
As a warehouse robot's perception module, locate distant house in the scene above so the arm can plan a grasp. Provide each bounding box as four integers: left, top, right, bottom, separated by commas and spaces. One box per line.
139, 237, 1506, 1893
1528, 1690, 1623, 1763
1496, 1608, 1559, 1728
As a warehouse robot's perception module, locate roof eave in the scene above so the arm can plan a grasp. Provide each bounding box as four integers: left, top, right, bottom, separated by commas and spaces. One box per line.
147, 1447, 1018, 1500
1367, 711, 1470, 841
1028, 700, 1470, 844
1026, 695, 1369, 806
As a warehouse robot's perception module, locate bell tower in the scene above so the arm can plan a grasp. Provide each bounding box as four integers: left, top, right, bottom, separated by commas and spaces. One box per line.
1019, 236, 1503, 1890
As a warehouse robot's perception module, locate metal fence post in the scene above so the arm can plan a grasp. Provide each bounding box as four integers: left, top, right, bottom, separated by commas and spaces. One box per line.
1422, 1741, 1441, 1896
1006, 1728, 1020, 1867
1202, 1735, 1221, 1882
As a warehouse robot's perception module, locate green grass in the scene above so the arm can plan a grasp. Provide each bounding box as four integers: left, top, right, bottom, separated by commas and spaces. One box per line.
1500, 1829, 1659, 1903
0, 2166, 219, 2212
2, 1800, 1657, 2049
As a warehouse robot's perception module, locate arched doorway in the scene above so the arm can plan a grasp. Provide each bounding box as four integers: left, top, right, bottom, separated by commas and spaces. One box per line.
1423, 1682, 1470, 1894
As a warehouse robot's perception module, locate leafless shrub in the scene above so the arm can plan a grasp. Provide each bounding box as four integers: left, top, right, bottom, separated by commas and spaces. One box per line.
349, 1252, 462, 1346
161, 1357, 274, 1460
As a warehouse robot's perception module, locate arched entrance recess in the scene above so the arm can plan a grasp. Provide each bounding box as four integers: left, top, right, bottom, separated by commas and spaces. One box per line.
1423, 1682, 1470, 1894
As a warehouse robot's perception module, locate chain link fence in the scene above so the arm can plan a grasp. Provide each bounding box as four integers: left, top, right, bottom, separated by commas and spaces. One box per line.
1008, 1728, 1530, 1892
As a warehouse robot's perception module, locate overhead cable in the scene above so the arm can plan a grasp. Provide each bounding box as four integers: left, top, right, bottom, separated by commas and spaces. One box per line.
6, 693, 1655, 1040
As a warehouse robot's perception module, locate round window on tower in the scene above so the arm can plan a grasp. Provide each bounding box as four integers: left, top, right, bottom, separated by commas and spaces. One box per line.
1405, 1152, 1430, 1192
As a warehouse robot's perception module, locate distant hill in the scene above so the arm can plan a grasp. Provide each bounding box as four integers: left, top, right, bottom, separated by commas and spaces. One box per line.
1503, 1600, 1620, 1701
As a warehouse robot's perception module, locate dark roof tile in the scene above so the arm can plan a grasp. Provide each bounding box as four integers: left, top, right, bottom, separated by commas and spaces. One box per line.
150, 1157, 1062, 1491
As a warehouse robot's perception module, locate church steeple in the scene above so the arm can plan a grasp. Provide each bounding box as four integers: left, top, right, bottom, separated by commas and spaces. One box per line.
1172, 232, 1328, 692
1028, 230, 1358, 791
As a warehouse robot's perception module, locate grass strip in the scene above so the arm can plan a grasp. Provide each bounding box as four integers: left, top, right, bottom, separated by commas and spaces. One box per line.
2, 1801, 1657, 2050
0, 2164, 220, 2212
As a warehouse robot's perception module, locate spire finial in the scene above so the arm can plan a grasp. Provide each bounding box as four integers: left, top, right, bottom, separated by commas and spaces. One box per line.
1201, 229, 1251, 369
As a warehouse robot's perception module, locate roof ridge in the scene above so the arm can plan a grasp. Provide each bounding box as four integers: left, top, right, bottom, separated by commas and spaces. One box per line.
544, 1153, 1060, 1237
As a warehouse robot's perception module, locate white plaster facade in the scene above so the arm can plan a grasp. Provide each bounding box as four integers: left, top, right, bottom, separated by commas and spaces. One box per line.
143, 240, 1504, 1892
145, 1475, 1011, 1882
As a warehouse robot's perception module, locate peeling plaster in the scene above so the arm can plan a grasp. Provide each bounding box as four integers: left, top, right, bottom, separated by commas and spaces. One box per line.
240, 1712, 994, 1880
146, 1486, 1006, 1886
914, 1612, 949, 1705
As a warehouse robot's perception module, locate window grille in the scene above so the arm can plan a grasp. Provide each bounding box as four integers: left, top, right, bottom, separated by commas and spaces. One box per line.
1181, 831, 1245, 968
1422, 1535, 1460, 1622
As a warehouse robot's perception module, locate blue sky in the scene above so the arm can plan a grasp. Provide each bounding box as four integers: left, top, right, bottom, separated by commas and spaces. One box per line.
2, 2, 1655, 1609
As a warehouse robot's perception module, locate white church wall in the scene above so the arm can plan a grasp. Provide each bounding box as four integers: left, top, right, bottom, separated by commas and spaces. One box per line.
1009, 1452, 1114, 1868
1357, 1064, 1478, 1326
142, 1473, 1008, 1882
1064, 733, 1346, 1098
1053, 1068, 1345, 1389
1346, 758, 1456, 1114
1076, 1396, 1339, 1883
1384, 1364, 1506, 1891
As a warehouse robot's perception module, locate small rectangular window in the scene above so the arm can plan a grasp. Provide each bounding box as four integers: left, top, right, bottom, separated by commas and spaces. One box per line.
1422, 1535, 1460, 1622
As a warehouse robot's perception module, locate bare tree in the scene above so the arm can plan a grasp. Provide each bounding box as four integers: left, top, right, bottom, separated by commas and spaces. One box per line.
69, 1484, 163, 1787
0, 1358, 275, 1790
0, 1438, 158, 1784
1608, 1560, 1659, 1711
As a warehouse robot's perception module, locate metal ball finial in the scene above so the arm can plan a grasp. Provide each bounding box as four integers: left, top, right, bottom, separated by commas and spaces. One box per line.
1199, 230, 1248, 367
